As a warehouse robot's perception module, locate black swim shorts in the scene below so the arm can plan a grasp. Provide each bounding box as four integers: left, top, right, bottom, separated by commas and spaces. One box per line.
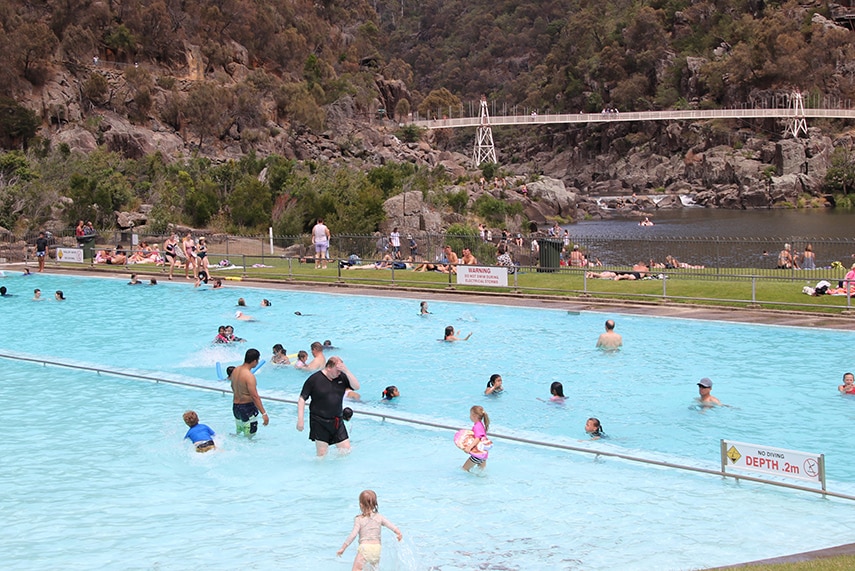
308, 413, 348, 445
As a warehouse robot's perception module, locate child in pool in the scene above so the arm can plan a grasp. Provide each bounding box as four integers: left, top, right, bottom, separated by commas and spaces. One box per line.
585, 417, 605, 439
485, 374, 503, 395
463, 405, 491, 472
271, 344, 290, 365
419, 301, 431, 315
549, 381, 565, 403
337, 490, 402, 570
382, 385, 399, 400
839, 372, 855, 394
183, 410, 216, 453
293, 350, 309, 368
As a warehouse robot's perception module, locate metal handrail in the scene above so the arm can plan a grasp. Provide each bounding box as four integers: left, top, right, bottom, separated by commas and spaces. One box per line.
2, 351, 853, 501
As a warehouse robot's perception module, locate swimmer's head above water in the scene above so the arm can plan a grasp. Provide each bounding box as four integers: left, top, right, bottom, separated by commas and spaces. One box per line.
382, 385, 399, 400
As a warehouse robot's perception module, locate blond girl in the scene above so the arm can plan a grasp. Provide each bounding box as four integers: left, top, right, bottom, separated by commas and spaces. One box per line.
463, 405, 491, 471
337, 490, 402, 570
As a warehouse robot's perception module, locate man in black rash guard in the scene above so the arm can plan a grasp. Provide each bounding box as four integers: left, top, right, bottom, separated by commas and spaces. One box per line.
296, 356, 360, 457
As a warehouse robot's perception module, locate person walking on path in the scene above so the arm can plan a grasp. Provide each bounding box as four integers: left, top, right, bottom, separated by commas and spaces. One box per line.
312, 218, 331, 269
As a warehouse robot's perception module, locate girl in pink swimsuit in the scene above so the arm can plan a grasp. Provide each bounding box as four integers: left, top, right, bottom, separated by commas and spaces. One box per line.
462, 405, 491, 472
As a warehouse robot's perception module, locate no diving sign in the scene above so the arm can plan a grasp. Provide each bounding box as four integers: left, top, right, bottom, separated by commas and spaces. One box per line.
721, 439, 824, 485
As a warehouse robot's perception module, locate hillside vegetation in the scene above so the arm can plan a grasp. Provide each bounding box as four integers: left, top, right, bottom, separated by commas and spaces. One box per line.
1, 0, 854, 234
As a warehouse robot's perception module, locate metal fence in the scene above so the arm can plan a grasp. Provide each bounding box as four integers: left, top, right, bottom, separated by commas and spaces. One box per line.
3, 228, 855, 311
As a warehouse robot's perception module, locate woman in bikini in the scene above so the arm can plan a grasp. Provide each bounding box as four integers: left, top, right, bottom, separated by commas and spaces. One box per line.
182, 232, 196, 279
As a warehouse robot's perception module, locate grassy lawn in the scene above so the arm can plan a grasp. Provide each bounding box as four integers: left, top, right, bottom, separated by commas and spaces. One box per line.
45, 258, 855, 314
725, 555, 855, 570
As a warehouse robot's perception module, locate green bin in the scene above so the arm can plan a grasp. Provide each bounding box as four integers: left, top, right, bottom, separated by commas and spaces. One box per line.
79, 236, 96, 260
537, 238, 562, 273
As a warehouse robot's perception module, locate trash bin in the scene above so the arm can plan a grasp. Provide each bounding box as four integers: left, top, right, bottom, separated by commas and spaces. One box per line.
79, 236, 96, 260
537, 238, 562, 273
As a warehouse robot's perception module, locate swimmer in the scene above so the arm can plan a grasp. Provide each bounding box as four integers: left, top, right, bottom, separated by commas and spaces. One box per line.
23, 268, 31, 276
235, 310, 256, 322
337, 490, 403, 570
225, 325, 245, 342
230, 348, 269, 437
237, 297, 246, 306
305, 341, 326, 370
697, 377, 721, 406
183, 410, 216, 453
323, 339, 336, 350
420, 301, 431, 315
485, 374, 504, 395
293, 350, 309, 368
0, 286, 10, 297
149, 278, 157, 285
55, 290, 65, 301
382, 385, 399, 400
213, 325, 230, 344
128, 273, 141, 285
33, 288, 42, 300
585, 417, 604, 439
213, 279, 223, 289
546, 381, 565, 403
839, 372, 855, 395
596, 319, 622, 350
462, 405, 491, 472
444, 325, 472, 342
194, 270, 209, 287
272, 344, 290, 365
261, 299, 271, 307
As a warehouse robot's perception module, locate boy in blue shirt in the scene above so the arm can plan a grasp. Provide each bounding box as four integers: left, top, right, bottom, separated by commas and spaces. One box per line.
183, 410, 216, 453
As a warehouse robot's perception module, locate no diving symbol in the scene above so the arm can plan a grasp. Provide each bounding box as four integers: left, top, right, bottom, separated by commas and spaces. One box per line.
803, 458, 819, 478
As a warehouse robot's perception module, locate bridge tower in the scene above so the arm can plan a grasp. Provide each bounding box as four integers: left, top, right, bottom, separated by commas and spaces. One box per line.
472, 96, 497, 167
784, 91, 808, 138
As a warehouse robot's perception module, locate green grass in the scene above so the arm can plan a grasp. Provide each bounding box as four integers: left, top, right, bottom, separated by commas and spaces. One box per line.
726, 555, 855, 570
47, 259, 855, 314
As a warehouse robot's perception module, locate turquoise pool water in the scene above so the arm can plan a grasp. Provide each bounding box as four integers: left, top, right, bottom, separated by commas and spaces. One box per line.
1, 272, 855, 570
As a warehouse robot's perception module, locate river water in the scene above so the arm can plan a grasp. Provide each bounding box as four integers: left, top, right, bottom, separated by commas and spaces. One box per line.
562, 208, 855, 268
572, 207, 855, 238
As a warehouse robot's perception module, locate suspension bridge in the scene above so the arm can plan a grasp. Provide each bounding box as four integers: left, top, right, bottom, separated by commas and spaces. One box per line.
403, 93, 855, 167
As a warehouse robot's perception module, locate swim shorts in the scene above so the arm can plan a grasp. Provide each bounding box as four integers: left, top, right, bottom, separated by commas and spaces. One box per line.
468, 455, 484, 465
233, 402, 259, 436
308, 413, 348, 444
36, 252, 45, 257
314, 241, 329, 254
357, 543, 382, 565
195, 440, 215, 453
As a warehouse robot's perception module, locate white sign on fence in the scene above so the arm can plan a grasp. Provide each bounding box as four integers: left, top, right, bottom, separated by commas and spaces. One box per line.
456, 266, 508, 287
56, 248, 84, 263
722, 439, 824, 485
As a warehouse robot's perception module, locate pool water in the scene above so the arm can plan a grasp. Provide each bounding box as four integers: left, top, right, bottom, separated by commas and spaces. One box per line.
1, 272, 855, 570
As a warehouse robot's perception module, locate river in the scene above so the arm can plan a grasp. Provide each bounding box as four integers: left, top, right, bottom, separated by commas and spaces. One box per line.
568, 207, 855, 239
560, 208, 855, 268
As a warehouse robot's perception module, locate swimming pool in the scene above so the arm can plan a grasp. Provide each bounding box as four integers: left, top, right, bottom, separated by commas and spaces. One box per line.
1, 272, 855, 570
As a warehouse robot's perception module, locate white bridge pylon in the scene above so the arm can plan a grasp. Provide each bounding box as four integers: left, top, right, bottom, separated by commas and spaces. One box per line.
472, 96, 497, 167
785, 91, 808, 139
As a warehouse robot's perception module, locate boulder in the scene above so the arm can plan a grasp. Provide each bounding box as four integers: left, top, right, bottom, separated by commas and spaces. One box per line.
55, 127, 98, 153
116, 211, 148, 229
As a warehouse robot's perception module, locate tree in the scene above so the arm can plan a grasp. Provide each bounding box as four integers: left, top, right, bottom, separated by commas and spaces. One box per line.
10, 21, 58, 84
825, 146, 855, 196
417, 88, 462, 119
0, 97, 39, 150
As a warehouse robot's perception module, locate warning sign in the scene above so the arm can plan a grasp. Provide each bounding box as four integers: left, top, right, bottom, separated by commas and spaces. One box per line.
456, 266, 508, 287
721, 440, 824, 484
